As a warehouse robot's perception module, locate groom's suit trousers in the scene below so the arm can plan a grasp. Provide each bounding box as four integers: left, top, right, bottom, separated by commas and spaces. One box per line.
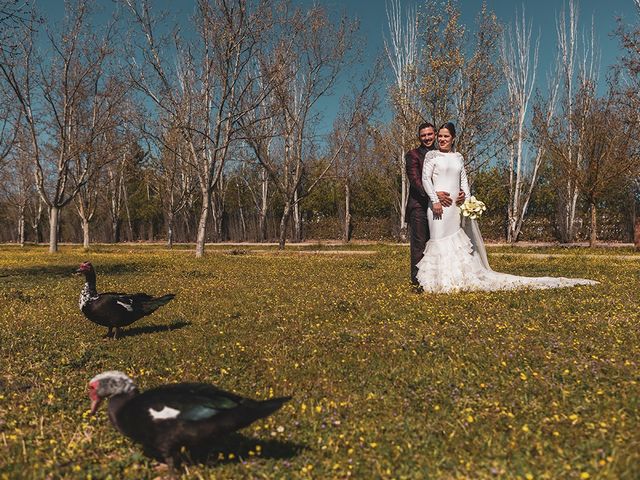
405, 145, 432, 285
408, 204, 429, 285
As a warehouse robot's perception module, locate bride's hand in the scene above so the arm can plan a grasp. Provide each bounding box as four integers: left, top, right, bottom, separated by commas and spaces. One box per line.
432, 202, 443, 219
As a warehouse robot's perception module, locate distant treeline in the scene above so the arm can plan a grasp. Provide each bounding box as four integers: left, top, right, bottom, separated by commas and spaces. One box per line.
0, 0, 638, 251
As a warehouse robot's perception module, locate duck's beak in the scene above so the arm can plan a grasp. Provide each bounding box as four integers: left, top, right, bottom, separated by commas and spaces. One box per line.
90, 397, 103, 415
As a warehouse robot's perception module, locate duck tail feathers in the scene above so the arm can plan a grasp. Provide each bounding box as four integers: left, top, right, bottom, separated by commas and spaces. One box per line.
142, 294, 175, 313
255, 396, 292, 417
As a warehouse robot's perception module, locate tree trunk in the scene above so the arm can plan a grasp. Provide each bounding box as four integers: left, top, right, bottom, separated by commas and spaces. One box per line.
258, 210, 267, 242
211, 197, 220, 242
507, 144, 516, 244
239, 205, 246, 241
589, 201, 597, 248
278, 201, 292, 250
166, 212, 174, 249
48, 205, 60, 253
569, 187, 579, 242
123, 184, 134, 242
557, 180, 578, 243
182, 214, 192, 243
18, 204, 25, 246
292, 189, 302, 243
31, 217, 41, 245
82, 218, 90, 249
626, 185, 636, 242
211, 188, 225, 243
399, 148, 408, 241
258, 168, 268, 242
343, 182, 351, 243
195, 189, 211, 258
109, 165, 124, 243
112, 218, 121, 243
32, 197, 43, 244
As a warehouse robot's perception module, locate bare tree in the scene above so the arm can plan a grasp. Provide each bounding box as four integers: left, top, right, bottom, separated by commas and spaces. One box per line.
0, 109, 41, 247
1, 133, 31, 245
154, 126, 197, 248
0, 0, 119, 252
0, 2, 25, 171
416, 1, 503, 173
613, 0, 640, 243
552, 0, 599, 242
500, 8, 541, 243
385, 0, 418, 240
0, 0, 30, 55
556, 0, 578, 242
236, 69, 277, 242
241, 4, 367, 249
330, 86, 379, 243
615, 0, 640, 111
105, 145, 130, 243
334, 120, 367, 243
237, 154, 271, 242
123, 0, 280, 257
72, 76, 129, 249
543, 83, 640, 246
0, 76, 20, 166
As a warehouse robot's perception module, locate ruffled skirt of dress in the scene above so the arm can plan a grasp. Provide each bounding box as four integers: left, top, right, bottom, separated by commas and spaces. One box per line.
415, 228, 598, 293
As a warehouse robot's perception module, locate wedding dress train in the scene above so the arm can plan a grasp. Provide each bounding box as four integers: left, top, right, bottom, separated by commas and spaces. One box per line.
415, 150, 598, 293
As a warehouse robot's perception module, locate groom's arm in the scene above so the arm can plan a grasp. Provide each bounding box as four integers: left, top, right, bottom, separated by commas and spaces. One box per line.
405, 150, 427, 198
406, 149, 453, 206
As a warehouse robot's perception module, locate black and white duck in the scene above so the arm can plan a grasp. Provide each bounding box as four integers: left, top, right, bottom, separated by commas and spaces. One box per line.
88, 370, 291, 468
76, 262, 175, 339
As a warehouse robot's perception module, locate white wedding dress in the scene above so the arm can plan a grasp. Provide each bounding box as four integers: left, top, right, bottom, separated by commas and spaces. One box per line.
415, 150, 598, 293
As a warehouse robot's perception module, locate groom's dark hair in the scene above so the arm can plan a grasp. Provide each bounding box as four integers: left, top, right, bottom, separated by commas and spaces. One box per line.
418, 122, 435, 133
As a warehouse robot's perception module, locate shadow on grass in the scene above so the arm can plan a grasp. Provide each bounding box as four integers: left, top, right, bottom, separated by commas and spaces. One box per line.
0, 263, 141, 279
118, 320, 191, 338
144, 433, 306, 467
0, 377, 34, 393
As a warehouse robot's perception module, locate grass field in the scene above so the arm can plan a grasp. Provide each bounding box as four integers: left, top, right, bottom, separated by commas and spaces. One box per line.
0, 244, 638, 479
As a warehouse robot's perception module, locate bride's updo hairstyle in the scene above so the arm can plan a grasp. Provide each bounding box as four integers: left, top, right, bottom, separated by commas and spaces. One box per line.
438, 122, 457, 151
438, 122, 456, 137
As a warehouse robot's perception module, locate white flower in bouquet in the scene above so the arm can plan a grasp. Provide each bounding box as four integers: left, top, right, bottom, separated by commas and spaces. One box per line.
459, 196, 486, 219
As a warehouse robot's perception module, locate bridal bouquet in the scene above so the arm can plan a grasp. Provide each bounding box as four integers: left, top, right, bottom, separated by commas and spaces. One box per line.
460, 196, 486, 219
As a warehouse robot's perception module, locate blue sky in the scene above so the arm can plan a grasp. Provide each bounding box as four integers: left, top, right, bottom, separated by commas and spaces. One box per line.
37, 0, 638, 131
37, 0, 638, 77
315, 0, 637, 125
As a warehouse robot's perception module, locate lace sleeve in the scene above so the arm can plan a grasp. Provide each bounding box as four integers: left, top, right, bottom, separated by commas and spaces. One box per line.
421, 150, 440, 204
459, 153, 471, 197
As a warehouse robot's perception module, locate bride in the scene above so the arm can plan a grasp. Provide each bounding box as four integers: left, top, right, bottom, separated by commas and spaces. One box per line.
415, 122, 598, 293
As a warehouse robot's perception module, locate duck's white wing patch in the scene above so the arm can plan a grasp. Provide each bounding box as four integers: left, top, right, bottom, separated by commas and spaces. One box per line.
149, 406, 181, 420
116, 300, 134, 311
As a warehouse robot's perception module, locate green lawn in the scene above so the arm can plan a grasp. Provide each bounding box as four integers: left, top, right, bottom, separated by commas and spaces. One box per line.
0, 244, 637, 479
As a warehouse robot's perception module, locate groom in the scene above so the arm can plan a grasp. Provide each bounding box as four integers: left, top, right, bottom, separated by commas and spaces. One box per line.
405, 122, 465, 290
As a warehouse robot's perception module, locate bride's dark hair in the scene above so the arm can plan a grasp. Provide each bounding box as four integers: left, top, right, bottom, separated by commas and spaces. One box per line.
438, 122, 457, 152
438, 122, 456, 137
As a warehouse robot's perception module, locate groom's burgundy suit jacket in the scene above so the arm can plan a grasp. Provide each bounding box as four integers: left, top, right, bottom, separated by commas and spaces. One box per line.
405, 144, 432, 218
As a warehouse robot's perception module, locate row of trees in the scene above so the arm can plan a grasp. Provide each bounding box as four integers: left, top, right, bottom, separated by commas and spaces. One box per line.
0, 0, 639, 253
385, 0, 640, 246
